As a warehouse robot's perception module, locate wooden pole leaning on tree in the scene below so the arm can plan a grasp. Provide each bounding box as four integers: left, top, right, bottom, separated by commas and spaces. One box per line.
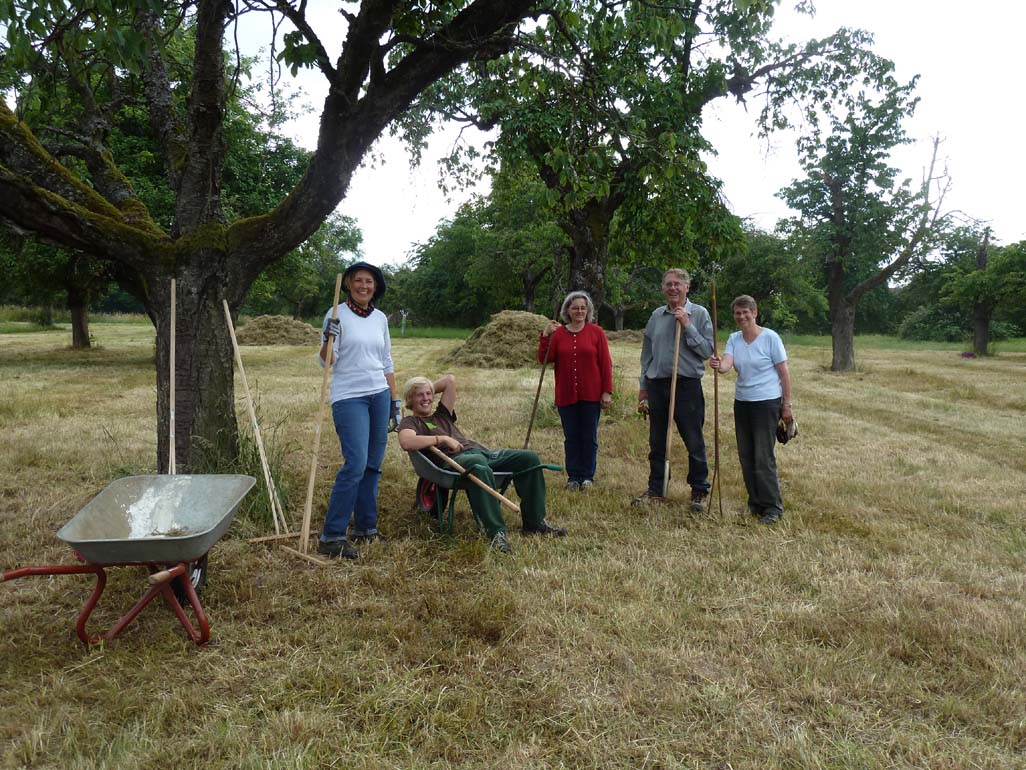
168, 278, 176, 475
299, 273, 344, 554
662, 318, 683, 499
223, 300, 290, 536
710, 279, 723, 515
428, 446, 522, 514
524, 295, 563, 450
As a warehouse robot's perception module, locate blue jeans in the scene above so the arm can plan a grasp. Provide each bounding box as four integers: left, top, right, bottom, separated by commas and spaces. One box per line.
557, 401, 601, 483
321, 388, 390, 542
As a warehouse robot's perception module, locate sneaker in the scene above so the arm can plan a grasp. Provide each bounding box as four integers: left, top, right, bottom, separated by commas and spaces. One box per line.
566, 480, 581, 492
690, 489, 708, 513
758, 510, 782, 525
631, 490, 665, 506
580, 480, 594, 490
523, 519, 568, 537
317, 539, 359, 559
490, 531, 513, 553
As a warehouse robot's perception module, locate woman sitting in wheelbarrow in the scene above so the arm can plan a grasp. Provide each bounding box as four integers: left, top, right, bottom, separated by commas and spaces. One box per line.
397, 374, 567, 553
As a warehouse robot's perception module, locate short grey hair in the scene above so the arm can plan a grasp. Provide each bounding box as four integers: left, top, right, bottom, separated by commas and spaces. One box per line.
663, 268, 690, 285
559, 291, 596, 323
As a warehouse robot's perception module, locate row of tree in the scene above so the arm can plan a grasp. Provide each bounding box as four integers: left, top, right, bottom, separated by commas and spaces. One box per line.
1, 1, 1021, 473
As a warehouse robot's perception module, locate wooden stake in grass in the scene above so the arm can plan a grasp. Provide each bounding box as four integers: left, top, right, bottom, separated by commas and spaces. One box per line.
709, 279, 723, 515
523, 294, 563, 450
299, 273, 344, 553
428, 446, 521, 514
662, 318, 683, 498
223, 300, 289, 535
168, 278, 176, 475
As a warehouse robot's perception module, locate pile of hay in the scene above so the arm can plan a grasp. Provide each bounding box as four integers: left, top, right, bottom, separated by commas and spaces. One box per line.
447, 310, 550, 368
236, 315, 319, 346
606, 329, 644, 343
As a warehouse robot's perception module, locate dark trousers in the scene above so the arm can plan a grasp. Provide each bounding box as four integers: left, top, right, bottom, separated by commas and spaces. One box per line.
647, 376, 709, 495
557, 401, 601, 483
454, 448, 547, 537
733, 398, 783, 515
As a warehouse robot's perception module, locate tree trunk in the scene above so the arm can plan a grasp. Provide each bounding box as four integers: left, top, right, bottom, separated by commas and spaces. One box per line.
613, 308, 625, 331
70, 304, 91, 349
830, 300, 857, 372
67, 284, 91, 349
149, 272, 239, 473
522, 284, 535, 313
972, 231, 991, 356
564, 208, 610, 308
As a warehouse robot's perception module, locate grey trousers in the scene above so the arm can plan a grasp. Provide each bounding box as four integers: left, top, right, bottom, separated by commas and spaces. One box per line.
733, 398, 783, 515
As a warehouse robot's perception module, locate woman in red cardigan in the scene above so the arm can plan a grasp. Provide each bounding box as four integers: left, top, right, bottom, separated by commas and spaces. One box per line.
539, 291, 614, 490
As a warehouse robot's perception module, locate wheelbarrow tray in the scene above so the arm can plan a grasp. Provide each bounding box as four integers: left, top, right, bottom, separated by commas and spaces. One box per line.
57, 474, 256, 565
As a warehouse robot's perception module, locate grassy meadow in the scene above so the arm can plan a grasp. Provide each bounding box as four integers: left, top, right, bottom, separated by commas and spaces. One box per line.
1, 321, 1025, 769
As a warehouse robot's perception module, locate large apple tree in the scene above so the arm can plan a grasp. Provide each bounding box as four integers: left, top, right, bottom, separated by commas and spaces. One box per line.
0, 0, 544, 470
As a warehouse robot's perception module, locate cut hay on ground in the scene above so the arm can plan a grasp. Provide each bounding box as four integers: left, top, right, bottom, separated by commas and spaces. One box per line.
235, 315, 319, 346
447, 310, 550, 368
606, 329, 643, 343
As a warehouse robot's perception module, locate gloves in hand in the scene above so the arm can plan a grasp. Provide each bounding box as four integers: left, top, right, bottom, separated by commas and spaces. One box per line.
637, 399, 649, 420
389, 399, 402, 432
322, 317, 341, 344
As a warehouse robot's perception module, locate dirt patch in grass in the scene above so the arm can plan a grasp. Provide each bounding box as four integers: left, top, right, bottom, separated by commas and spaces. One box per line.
446, 310, 549, 368
235, 315, 319, 346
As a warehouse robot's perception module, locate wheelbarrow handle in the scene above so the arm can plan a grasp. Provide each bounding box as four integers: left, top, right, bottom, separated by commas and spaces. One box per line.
147, 564, 186, 585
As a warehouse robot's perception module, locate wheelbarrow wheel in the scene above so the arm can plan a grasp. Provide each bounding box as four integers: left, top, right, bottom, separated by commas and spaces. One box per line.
172, 554, 208, 604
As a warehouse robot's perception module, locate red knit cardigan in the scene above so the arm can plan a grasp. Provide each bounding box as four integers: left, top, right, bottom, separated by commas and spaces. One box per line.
537, 323, 614, 407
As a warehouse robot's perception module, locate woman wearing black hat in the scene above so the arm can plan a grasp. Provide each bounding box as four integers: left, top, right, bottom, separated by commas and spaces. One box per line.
317, 262, 400, 559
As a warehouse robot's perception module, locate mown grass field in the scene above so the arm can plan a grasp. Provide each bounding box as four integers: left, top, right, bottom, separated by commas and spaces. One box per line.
2, 322, 1025, 769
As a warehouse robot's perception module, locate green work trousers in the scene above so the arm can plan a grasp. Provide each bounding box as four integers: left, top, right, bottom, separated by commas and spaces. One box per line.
453, 448, 546, 536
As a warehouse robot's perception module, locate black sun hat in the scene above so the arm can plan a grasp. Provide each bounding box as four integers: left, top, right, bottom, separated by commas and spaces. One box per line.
342, 261, 387, 300
776, 416, 799, 444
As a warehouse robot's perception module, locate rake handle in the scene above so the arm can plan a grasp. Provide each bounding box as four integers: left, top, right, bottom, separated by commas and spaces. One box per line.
300, 273, 344, 553
662, 318, 683, 498
428, 446, 521, 514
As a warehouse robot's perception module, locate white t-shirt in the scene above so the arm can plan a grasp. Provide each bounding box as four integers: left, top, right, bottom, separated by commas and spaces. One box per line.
724, 328, 787, 402
320, 304, 393, 403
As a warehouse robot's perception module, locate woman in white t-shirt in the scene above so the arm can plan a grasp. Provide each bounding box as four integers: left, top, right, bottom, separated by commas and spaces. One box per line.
709, 295, 794, 524
316, 262, 400, 559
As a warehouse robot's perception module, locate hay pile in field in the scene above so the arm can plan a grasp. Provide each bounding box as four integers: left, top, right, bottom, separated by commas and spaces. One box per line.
606, 329, 643, 343
447, 310, 550, 368
236, 315, 319, 346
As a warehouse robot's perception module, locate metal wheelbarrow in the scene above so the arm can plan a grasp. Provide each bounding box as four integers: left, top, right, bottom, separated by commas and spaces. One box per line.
2, 474, 255, 646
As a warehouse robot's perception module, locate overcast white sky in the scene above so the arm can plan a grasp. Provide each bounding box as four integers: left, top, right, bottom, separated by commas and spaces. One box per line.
268, 1, 1025, 267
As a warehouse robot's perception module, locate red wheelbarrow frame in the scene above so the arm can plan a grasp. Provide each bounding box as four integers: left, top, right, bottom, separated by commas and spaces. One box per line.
3, 555, 211, 646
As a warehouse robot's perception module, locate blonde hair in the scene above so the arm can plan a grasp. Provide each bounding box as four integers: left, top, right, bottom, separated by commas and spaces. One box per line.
403, 376, 434, 409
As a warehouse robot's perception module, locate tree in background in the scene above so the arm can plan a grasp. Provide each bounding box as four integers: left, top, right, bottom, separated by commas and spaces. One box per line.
779, 69, 951, 371
0, 0, 546, 470
415, 0, 887, 306
712, 227, 826, 333
402, 212, 498, 328
0, 233, 112, 345
939, 235, 1026, 353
